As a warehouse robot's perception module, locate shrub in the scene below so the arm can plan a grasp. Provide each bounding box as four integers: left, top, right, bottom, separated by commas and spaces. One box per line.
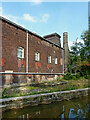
76, 72, 81, 78
71, 75, 76, 80
64, 72, 72, 80
64, 72, 76, 80
57, 76, 61, 81
2, 88, 7, 97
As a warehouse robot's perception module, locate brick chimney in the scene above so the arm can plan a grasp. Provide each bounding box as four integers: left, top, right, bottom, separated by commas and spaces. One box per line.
63, 32, 69, 72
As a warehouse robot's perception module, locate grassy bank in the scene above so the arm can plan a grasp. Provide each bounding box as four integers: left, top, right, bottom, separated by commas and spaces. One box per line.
1, 78, 89, 98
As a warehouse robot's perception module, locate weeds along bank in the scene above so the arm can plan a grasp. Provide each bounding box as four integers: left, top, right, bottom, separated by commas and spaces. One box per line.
1, 78, 89, 98
0, 88, 89, 111
0, 77, 89, 111
1, 77, 89, 98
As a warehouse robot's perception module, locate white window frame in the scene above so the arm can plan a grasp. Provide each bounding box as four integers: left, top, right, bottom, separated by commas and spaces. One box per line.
55, 57, 58, 64
48, 55, 51, 64
35, 52, 40, 61
17, 47, 24, 59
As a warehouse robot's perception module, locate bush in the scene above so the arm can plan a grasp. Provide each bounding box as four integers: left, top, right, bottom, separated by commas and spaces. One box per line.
2, 88, 7, 98
64, 72, 76, 80
57, 76, 61, 81
72, 75, 76, 80
64, 72, 72, 80
76, 72, 81, 78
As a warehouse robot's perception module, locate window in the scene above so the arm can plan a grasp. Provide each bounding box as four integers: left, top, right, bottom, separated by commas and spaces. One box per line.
55, 57, 57, 64
17, 47, 24, 58
48, 55, 51, 63
35, 52, 40, 61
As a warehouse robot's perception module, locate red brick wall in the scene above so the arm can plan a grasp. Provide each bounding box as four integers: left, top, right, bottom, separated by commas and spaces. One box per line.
2, 20, 26, 72
28, 34, 63, 73
2, 19, 63, 73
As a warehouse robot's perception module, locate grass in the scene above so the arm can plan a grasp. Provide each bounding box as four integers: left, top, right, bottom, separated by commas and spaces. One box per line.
1, 78, 89, 98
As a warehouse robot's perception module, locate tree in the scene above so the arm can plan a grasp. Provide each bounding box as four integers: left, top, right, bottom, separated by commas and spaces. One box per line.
81, 30, 90, 62
69, 30, 90, 78
70, 37, 81, 73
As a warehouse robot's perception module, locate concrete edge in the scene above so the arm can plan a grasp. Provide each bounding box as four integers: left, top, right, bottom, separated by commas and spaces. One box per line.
0, 88, 90, 103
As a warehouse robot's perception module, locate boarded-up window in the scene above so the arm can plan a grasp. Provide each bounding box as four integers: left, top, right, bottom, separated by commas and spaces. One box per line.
60, 58, 62, 65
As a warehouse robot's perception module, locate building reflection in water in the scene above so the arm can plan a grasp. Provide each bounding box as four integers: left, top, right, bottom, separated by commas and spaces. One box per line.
2, 96, 90, 119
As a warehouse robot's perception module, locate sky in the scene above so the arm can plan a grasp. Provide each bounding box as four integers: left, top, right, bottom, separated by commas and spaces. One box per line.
0, 1, 88, 49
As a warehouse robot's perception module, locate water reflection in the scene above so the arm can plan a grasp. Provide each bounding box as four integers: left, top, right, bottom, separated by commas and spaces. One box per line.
2, 96, 90, 119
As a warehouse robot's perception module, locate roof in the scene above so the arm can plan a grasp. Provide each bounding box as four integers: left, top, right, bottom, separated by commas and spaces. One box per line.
44, 33, 61, 38
0, 16, 64, 49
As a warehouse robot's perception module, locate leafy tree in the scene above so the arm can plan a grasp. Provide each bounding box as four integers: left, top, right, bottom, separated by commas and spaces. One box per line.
70, 38, 81, 73
80, 30, 90, 62
69, 30, 90, 78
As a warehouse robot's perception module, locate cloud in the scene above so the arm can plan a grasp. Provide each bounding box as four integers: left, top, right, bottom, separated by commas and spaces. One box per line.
41, 14, 50, 23
68, 41, 73, 50
5, 15, 26, 28
68, 39, 84, 50
77, 39, 84, 44
0, 6, 2, 15
23, 14, 37, 22
3, 14, 19, 23
32, 0, 43, 5
0, 6, 19, 23
2, 13, 26, 28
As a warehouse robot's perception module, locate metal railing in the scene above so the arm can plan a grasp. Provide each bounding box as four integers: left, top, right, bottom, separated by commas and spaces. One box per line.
0, 72, 65, 75
0, 72, 76, 75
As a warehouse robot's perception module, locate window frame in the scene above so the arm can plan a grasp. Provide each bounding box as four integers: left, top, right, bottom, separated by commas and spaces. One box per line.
35, 51, 40, 62
48, 55, 51, 64
17, 46, 24, 59
55, 57, 58, 64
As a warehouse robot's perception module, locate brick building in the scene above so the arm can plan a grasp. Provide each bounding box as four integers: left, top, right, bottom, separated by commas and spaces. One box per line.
0, 16, 69, 85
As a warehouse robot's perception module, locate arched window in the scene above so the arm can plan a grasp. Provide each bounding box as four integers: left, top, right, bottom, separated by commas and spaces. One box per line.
17, 47, 24, 59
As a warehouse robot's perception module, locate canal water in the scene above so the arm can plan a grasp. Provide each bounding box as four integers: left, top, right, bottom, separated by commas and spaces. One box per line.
2, 96, 90, 119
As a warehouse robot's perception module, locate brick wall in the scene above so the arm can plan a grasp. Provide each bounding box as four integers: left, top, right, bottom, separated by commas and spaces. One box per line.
1, 18, 63, 84
1, 19, 63, 73
28, 34, 63, 73
2, 20, 26, 72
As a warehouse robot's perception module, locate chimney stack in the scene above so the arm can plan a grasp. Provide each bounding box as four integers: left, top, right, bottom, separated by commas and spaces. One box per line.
63, 32, 68, 45
63, 32, 69, 72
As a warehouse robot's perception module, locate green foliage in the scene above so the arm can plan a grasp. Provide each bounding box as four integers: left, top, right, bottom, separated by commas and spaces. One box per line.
76, 72, 81, 78
2, 88, 7, 98
1, 78, 88, 99
71, 75, 76, 80
57, 76, 61, 81
81, 30, 90, 61
64, 72, 75, 80
69, 30, 90, 78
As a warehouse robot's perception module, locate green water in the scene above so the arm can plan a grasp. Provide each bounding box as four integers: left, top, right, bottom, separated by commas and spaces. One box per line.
2, 96, 90, 119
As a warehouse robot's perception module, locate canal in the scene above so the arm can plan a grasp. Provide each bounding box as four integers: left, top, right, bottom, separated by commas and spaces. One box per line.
2, 96, 90, 119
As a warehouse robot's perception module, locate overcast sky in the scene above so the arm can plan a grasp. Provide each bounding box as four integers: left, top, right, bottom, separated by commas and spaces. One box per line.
0, 1, 88, 49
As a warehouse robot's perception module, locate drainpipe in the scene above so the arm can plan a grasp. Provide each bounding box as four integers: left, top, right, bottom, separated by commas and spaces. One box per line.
26, 31, 28, 73
62, 49, 64, 74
